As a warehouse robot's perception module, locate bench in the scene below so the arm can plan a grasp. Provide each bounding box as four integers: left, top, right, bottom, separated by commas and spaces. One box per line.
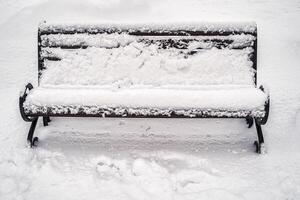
19, 22, 270, 153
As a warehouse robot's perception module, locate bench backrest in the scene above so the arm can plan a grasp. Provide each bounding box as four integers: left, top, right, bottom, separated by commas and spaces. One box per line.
38, 22, 257, 88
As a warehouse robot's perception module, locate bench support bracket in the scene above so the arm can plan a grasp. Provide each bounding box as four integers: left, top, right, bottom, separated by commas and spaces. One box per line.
27, 117, 39, 147
43, 116, 51, 126
254, 118, 265, 154
252, 85, 270, 154
246, 117, 254, 128
20, 83, 40, 147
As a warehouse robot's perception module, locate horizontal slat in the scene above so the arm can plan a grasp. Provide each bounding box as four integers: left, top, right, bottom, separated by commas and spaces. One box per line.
40, 30, 256, 36
40, 34, 255, 50
24, 105, 265, 118
26, 110, 262, 118
38, 22, 257, 36
45, 45, 89, 49
23, 87, 267, 119
41, 42, 251, 50
42, 56, 61, 61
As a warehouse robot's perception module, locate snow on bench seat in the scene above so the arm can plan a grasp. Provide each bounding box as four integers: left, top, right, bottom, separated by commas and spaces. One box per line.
24, 86, 267, 117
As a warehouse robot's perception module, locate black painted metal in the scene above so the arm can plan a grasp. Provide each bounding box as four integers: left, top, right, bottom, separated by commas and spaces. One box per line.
43, 45, 89, 49
38, 29, 43, 83
27, 117, 38, 147
43, 117, 48, 126
255, 119, 264, 143
251, 32, 258, 85
27, 113, 254, 118
258, 85, 270, 125
19, 83, 34, 122
254, 119, 265, 153
246, 117, 254, 128
43, 56, 61, 61
251, 85, 269, 153
39, 28, 256, 36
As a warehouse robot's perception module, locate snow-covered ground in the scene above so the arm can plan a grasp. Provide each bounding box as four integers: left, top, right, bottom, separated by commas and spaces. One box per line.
1, 0, 300, 199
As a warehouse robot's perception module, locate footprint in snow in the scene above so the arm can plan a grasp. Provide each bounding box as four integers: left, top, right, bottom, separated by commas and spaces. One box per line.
96, 161, 122, 179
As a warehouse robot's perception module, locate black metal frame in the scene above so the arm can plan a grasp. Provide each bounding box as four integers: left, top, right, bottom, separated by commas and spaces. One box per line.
20, 23, 269, 153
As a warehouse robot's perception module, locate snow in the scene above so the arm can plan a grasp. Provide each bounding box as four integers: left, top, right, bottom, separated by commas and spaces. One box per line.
39, 21, 257, 34
40, 46, 255, 87
41, 33, 136, 48
24, 87, 268, 117
23, 87, 267, 117
39, 30, 256, 87
1, 0, 300, 200
41, 33, 256, 49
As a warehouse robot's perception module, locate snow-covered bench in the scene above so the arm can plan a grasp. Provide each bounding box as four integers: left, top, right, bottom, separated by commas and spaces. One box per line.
19, 22, 270, 153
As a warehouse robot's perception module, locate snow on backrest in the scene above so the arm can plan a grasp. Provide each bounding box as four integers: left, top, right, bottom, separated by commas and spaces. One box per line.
38, 23, 257, 88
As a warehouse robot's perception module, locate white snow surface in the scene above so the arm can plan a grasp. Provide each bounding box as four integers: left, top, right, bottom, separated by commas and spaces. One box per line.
24, 87, 267, 117
41, 33, 256, 48
39, 21, 257, 33
1, 0, 300, 200
40, 41, 255, 87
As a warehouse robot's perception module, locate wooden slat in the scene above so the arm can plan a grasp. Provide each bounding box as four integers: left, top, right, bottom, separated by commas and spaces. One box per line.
40, 38, 253, 49
26, 107, 263, 118
40, 29, 256, 37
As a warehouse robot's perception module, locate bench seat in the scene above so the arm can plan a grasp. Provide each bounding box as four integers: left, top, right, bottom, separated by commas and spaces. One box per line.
24, 86, 268, 117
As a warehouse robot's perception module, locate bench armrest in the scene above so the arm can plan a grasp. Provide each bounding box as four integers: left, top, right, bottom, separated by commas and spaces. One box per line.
258, 85, 270, 125
19, 83, 35, 122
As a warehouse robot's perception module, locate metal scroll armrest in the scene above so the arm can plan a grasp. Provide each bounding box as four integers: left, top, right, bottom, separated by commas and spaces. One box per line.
257, 85, 270, 125
19, 83, 35, 122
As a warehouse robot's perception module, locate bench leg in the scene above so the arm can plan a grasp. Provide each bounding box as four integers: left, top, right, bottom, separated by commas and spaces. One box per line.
254, 119, 265, 154
43, 116, 50, 126
27, 117, 39, 147
246, 117, 254, 128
